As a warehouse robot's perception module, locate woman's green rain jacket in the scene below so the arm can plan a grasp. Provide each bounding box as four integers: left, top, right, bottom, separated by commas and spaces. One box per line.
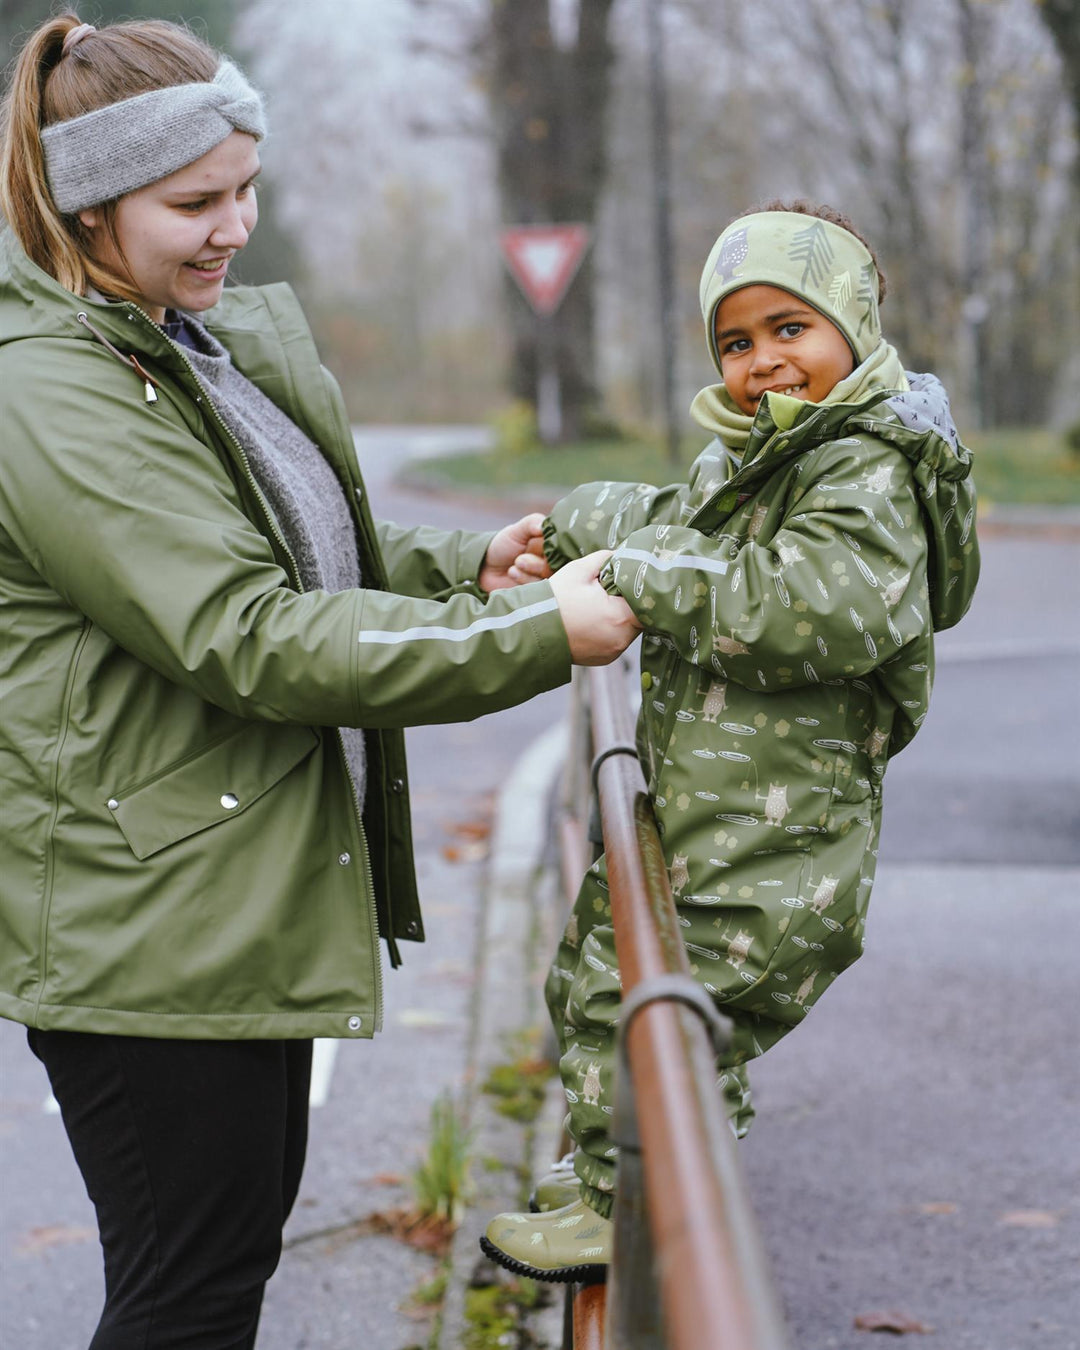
544, 376, 979, 1062
0, 232, 571, 1041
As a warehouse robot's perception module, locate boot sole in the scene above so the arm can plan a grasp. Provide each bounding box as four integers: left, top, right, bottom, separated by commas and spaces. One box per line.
479, 1235, 608, 1285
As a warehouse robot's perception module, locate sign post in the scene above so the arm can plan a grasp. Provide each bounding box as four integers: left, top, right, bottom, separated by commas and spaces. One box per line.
499, 224, 591, 444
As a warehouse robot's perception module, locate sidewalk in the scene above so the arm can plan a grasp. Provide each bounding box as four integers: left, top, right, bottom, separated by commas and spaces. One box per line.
435, 722, 570, 1350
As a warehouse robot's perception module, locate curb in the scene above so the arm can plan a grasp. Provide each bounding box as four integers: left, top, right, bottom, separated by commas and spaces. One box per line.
976, 503, 1080, 539
437, 721, 568, 1350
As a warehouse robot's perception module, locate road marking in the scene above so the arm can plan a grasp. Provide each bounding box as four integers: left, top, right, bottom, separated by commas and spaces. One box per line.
309, 1038, 339, 1109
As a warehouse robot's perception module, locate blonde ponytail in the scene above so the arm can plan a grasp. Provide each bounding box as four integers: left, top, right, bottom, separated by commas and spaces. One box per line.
0, 14, 90, 291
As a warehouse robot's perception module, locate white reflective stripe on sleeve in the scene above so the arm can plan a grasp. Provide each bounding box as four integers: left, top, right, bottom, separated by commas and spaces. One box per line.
615, 546, 730, 576
359, 596, 559, 646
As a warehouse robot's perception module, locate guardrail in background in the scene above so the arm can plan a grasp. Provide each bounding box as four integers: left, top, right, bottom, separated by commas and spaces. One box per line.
550, 663, 791, 1350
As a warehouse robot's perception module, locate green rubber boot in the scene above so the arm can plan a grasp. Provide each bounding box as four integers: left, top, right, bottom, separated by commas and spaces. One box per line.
480, 1197, 612, 1283
529, 1153, 580, 1212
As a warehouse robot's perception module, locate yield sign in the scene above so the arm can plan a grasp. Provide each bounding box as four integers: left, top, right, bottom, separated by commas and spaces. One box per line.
499, 224, 591, 316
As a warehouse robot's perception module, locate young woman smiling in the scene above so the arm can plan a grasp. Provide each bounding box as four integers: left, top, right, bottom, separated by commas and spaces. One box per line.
0, 13, 639, 1347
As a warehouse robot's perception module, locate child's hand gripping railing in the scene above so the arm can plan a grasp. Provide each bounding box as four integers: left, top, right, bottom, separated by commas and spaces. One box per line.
553, 663, 791, 1350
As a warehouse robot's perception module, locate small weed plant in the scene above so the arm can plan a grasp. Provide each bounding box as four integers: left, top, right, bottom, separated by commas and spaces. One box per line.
482, 1031, 554, 1124
411, 1090, 472, 1226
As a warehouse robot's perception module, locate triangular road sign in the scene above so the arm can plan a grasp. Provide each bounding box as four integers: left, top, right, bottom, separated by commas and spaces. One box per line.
499, 224, 591, 316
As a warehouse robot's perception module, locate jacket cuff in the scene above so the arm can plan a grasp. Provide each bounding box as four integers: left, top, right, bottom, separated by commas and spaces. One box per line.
465, 529, 498, 584
522, 578, 573, 686
542, 514, 575, 571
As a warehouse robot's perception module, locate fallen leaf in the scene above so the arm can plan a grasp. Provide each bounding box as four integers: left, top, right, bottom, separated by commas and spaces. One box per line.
998, 1209, 1060, 1228
917, 1202, 957, 1216
370, 1172, 406, 1187
854, 1310, 931, 1335
400, 1302, 441, 1321
440, 842, 488, 864
359, 1207, 457, 1256
448, 819, 491, 842
18, 1223, 96, 1254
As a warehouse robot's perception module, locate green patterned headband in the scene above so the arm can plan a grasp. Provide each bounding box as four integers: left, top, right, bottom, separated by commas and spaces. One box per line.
699, 211, 882, 371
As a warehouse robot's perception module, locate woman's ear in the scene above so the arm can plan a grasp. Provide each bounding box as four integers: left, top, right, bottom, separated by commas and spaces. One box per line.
78, 207, 99, 230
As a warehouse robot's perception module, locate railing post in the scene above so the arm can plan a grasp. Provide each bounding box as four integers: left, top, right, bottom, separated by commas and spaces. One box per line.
607, 977, 732, 1350
606, 1027, 662, 1350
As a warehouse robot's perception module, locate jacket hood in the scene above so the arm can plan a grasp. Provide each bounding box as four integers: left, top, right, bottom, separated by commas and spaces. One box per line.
0, 227, 256, 366
694, 368, 979, 633
0, 227, 137, 349
860, 372, 979, 631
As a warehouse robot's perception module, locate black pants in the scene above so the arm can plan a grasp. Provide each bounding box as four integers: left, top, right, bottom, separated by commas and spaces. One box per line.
28, 1029, 313, 1350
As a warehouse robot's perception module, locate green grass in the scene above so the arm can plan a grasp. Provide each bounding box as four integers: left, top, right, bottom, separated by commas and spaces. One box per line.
403, 427, 1080, 506
463, 1280, 544, 1350
481, 1030, 555, 1125
404, 435, 693, 496
965, 428, 1080, 506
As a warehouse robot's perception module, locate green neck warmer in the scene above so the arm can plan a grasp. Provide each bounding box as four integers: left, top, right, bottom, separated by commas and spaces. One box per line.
690, 338, 909, 456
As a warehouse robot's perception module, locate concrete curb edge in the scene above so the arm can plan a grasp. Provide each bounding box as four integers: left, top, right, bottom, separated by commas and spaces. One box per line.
436, 720, 569, 1350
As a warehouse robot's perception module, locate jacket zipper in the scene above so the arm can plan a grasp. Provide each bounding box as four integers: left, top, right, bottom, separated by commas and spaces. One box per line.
352, 807, 384, 1030
106, 304, 384, 1025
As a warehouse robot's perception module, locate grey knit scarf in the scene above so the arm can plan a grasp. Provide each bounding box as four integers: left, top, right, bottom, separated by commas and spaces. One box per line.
176, 315, 367, 810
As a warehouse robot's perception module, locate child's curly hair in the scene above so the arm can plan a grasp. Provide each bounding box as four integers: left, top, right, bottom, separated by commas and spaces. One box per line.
732, 199, 888, 305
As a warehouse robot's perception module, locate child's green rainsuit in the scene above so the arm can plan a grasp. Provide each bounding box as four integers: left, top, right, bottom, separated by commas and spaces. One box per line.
542, 374, 979, 1213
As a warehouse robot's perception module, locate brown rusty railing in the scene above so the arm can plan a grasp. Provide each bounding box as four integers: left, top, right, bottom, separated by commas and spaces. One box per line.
550, 663, 791, 1350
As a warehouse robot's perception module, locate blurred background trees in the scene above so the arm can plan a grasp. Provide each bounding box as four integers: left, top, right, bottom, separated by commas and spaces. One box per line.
2, 0, 1076, 437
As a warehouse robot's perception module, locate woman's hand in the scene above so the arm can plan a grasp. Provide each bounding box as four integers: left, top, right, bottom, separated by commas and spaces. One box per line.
549, 551, 642, 665
479, 512, 552, 592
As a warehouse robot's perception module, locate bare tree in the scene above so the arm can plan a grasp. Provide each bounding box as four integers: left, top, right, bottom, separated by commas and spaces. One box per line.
1039, 0, 1080, 133
655, 0, 1075, 426
488, 0, 617, 440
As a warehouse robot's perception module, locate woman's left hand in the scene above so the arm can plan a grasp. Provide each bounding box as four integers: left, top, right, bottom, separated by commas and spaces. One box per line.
479, 512, 553, 592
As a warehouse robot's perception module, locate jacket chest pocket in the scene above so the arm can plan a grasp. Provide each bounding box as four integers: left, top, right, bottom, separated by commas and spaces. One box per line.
107, 723, 320, 860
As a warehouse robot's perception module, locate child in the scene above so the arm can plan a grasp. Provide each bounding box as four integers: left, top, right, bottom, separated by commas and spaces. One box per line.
481, 201, 980, 1282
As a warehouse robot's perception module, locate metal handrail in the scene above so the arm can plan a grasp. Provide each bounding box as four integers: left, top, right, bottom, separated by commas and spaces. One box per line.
554, 664, 791, 1350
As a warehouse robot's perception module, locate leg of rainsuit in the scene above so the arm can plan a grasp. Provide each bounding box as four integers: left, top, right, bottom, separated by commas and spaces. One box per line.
544, 855, 755, 1219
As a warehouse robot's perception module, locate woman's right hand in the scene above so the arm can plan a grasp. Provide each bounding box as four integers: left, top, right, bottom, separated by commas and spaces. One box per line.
549, 551, 642, 666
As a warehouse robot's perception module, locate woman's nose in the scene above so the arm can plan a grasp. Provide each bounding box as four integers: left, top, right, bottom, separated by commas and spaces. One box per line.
209, 202, 250, 249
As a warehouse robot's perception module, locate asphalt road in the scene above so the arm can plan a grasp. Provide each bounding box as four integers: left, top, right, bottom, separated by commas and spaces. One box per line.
1, 428, 1077, 1349
737, 529, 1080, 1349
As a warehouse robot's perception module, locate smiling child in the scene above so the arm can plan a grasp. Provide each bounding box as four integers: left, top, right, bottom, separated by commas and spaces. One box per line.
481, 200, 981, 1282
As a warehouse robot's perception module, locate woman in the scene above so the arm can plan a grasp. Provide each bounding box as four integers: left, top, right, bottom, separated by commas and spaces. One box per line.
0, 13, 639, 1347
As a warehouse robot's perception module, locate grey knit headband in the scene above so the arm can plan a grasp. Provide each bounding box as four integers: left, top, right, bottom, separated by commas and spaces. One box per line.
41, 59, 266, 214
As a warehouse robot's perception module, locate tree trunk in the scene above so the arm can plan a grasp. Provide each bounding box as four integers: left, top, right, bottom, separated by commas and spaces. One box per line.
1040, 0, 1080, 134
490, 0, 616, 441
